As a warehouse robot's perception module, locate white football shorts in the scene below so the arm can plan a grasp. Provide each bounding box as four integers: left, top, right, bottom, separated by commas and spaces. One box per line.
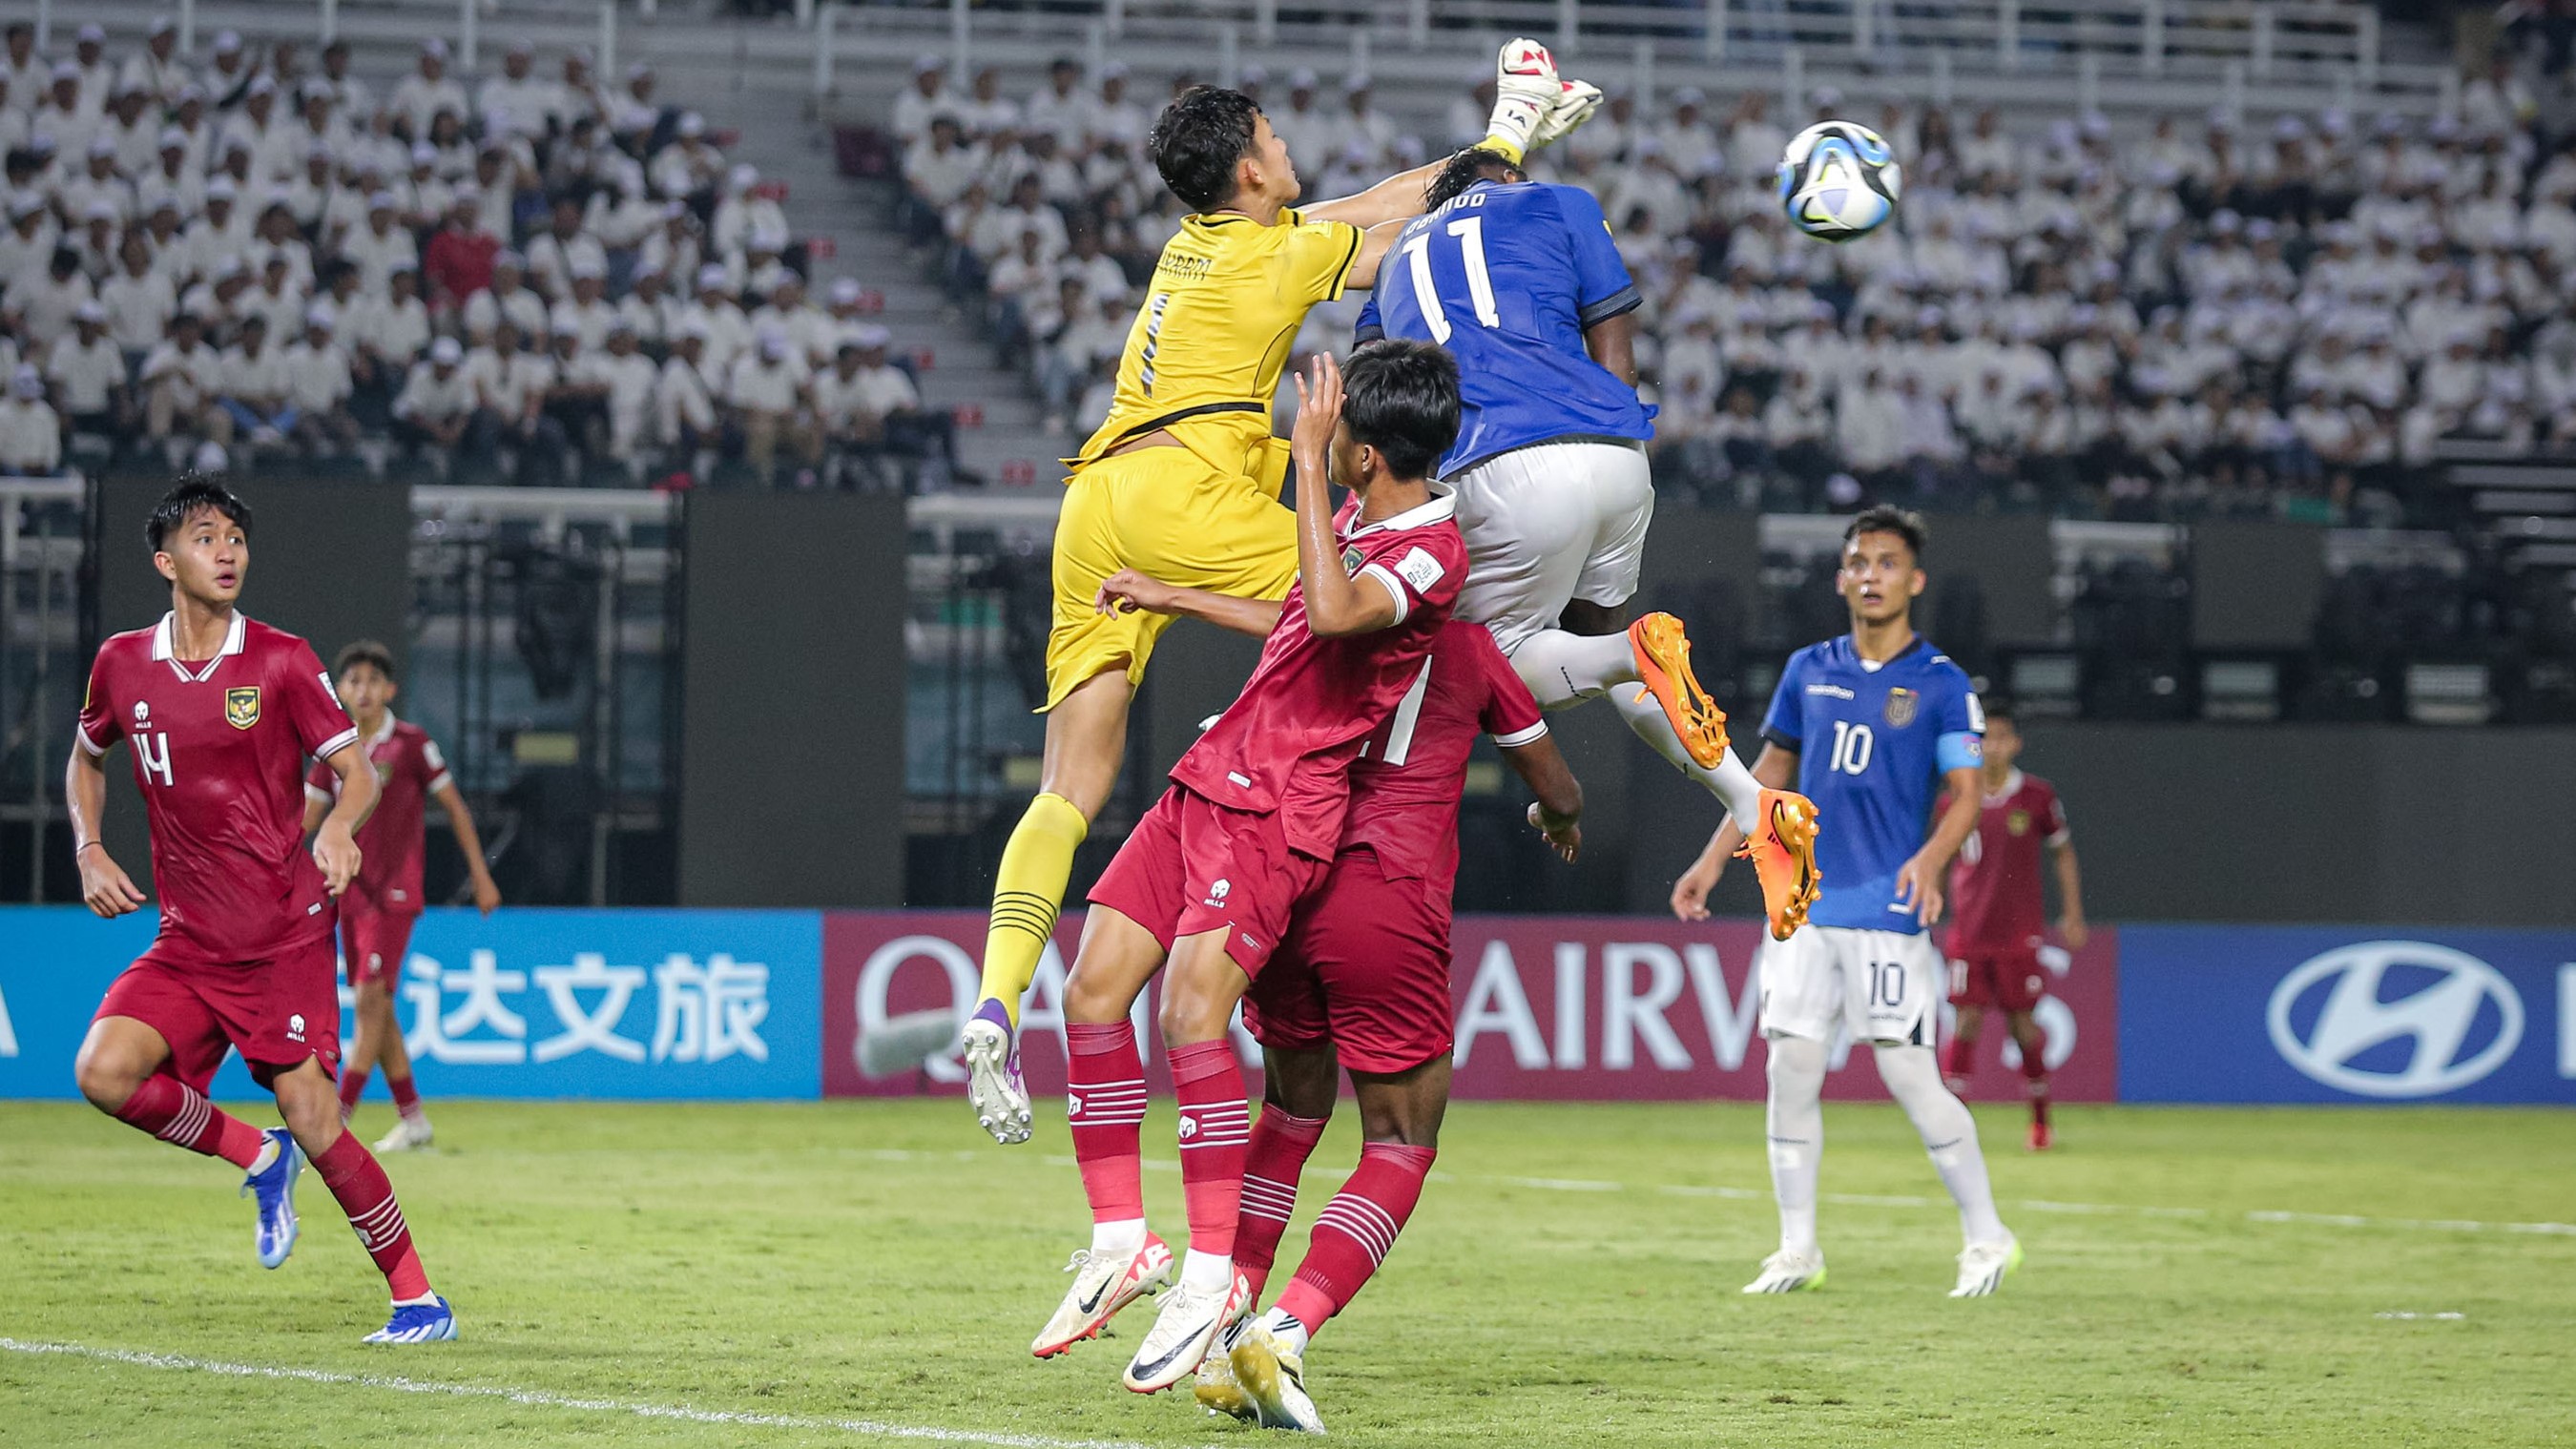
1448, 438, 1653, 658
1755, 924, 1944, 1048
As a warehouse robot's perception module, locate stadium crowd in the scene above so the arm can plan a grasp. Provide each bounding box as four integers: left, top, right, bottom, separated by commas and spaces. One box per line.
894, 49, 2576, 526
0, 18, 959, 489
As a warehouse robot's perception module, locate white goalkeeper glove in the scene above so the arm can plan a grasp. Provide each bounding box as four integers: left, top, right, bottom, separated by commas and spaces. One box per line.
1480, 36, 1560, 165
1532, 78, 1605, 149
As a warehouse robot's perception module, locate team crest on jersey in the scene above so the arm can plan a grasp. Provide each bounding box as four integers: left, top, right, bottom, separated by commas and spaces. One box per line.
223, 686, 261, 730
1882, 687, 1919, 728
1341, 545, 1363, 572
2007, 808, 2032, 837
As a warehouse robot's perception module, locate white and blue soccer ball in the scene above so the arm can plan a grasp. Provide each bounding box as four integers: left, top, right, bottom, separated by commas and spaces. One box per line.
1777, 120, 1902, 242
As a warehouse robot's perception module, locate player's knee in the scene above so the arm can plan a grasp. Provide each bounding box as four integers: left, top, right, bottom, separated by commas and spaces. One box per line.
276, 1089, 343, 1152
73, 1048, 143, 1114
1154, 983, 1232, 1047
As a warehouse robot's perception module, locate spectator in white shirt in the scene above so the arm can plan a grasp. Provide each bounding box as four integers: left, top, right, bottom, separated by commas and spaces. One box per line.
551, 260, 618, 354
142, 311, 230, 445
582, 321, 661, 466
656, 322, 719, 452
465, 320, 559, 464
390, 40, 470, 139
122, 18, 191, 108
282, 305, 357, 451
712, 164, 789, 257
526, 196, 609, 301
480, 43, 558, 140
1023, 58, 1088, 151
814, 325, 944, 489
649, 113, 725, 200
0, 363, 61, 474
464, 252, 551, 345
392, 334, 478, 457
99, 233, 173, 357
726, 325, 818, 484
16, 248, 96, 342
890, 55, 955, 150
683, 264, 752, 375
216, 315, 300, 445
618, 265, 677, 350
47, 300, 127, 438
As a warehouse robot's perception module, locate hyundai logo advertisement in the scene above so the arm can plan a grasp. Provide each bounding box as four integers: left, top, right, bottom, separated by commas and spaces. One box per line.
2119, 926, 2576, 1104
2, 912, 2570, 1104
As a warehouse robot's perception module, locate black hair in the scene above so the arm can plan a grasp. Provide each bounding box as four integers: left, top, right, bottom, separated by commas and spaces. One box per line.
1980, 694, 2015, 724
1423, 147, 1526, 211
1340, 339, 1461, 482
334, 638, 397, 681
1149, 86, 1261, 212
147, 477, 252, 552
1842, 504, 1928, 561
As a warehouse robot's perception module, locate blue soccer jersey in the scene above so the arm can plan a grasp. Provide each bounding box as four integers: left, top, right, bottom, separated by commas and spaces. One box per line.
1354, 178, 1652, 477
1759, 635, 1985, 934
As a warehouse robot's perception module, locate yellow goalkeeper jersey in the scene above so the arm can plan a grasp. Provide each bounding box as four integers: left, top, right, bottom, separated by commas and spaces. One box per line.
1068, 206, 1365, 481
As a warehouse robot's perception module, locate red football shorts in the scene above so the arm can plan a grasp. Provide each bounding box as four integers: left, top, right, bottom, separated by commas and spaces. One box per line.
95, 931, 343, 1091
1946, 942, 2047, 1013
1245, 846, 1454, 1074
1087, 784, 1324, 976
339, 901, 420, 988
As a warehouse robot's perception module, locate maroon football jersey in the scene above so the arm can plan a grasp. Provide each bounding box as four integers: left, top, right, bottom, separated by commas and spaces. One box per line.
1942, 769, 2070, 955
306, 715, 452, 917
78, 612, 360, 962
1342, 618, 1547, 887
1171, 491, 1468, 859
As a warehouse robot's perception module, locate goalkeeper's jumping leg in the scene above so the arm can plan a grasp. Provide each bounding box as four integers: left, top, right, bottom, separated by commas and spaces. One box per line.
966, 670, 1132, 1145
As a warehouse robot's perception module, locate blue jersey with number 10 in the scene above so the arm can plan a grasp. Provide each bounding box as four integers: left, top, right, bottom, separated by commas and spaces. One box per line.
1760, 634, 1985, 935
1355, 179, 1653, 477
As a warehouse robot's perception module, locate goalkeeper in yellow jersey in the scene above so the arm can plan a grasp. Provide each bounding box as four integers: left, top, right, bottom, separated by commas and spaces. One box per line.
962, 41, 1610, 1144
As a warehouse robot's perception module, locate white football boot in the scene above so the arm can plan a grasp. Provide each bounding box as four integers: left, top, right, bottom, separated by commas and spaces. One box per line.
1121, 1270, 1249, 1395
960, 1004, 1032, 1145
1030, 1232, 1173, 1358
1949, 1236, 2023, 1297
1741, 1249, 1828, 1294
372, 1113, 434, 1153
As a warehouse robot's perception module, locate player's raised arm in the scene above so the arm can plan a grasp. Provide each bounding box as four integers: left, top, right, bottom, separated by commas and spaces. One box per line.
1095, 569, 1285, 638
1288, 353, 1402, 637
1672, 742, 1798, 920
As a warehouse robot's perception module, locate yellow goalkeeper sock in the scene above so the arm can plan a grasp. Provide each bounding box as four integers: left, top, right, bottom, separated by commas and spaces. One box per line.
978, 792, 1090, 1027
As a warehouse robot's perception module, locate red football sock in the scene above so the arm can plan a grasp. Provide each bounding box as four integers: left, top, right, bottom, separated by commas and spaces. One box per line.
311, 1131, 432, 1300
338, 1067, 369, 1120
1939, 1032, 1975, 1087
1276, 1142, 1435, 1335
1235, 1107, 1329, 1301
2021, 1027, 2051, 1126
112, 1075, 265, 1169
1168, 1040, 1251, 1259
1065, 1022, 1148, 1223
387, 1070, 423, 1118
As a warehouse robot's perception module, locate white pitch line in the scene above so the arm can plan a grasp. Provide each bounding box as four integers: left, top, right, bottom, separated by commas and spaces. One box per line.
0, 1338, 1150, 1449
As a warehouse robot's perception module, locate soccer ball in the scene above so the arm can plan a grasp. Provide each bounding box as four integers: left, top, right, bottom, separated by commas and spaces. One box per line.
1777, 120, 1902, 242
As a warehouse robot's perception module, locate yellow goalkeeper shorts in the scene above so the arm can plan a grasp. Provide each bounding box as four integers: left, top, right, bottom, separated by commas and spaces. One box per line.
1041, 444, 1298, 712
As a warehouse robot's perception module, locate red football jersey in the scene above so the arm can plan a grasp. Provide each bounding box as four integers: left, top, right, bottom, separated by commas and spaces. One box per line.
1942, 769, 2070, 955
77, 612, 361, 962
1342, 618, 1547, 888
306, 714, 452, 918
1170, 490, 1469, 859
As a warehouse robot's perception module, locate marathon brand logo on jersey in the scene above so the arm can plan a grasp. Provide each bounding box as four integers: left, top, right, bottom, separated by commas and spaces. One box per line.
2119, 925, 2576, 1104
223, 686, 261, 730
1882, 687, 1919, 728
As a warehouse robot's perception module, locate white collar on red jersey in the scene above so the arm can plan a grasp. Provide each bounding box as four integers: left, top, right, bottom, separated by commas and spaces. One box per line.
1343, 484, 1456, 538
366, 711, 401, 747
1981, 767, 2025, 807
149, 610, 246, 683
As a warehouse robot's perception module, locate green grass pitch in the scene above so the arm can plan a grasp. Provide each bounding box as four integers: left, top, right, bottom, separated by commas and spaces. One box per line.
3, 1099, 2571, 1447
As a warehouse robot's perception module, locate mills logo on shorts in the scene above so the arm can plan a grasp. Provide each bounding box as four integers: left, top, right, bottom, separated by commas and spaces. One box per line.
224, 686, 262, 730
1882, 687, 1918, 728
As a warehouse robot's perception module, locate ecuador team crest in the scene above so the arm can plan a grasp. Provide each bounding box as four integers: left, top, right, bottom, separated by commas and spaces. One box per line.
223, 686, 261, 730
1882, 686, 1919, 728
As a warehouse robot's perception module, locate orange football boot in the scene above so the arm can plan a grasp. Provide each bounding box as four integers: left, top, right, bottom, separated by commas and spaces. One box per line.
1735, 788, 1821, 941
1627, 611, 1730, 769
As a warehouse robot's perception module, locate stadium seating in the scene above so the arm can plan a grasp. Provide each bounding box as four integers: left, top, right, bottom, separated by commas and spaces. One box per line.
0, 12, 966, 491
